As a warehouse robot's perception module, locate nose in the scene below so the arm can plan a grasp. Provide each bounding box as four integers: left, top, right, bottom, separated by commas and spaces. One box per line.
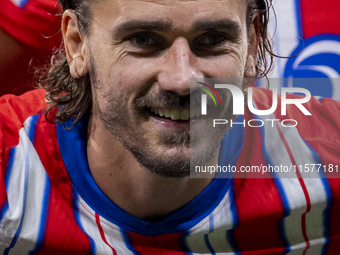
157, 38, 203, 95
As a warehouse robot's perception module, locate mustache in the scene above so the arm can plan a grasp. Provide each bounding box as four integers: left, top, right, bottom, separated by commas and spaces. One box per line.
135, 89, 226, 110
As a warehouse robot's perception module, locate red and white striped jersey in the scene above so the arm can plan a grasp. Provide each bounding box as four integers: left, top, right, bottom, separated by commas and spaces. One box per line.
0, 88, 340, 254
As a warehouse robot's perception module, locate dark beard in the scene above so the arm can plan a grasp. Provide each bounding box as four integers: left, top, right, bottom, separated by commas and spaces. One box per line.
90, 56, 232, 178
96, 91, 226, 178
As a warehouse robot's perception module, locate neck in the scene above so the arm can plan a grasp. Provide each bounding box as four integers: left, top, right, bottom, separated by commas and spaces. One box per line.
86, 111, 217, 222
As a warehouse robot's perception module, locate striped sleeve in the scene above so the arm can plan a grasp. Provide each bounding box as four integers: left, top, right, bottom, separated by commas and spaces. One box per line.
0, 113, 9, 225
0, 90, 46, 221
253, 88, 340, 164
0, 91, 94, 254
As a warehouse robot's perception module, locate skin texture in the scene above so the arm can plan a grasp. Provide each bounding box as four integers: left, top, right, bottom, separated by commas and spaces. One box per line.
62, 0, 258, 221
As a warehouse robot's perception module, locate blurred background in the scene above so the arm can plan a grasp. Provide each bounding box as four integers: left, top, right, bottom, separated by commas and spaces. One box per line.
262, 0, 340, 100
0, 0, 61, 96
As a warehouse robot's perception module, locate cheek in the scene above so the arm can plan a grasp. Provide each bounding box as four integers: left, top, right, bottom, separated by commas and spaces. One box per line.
91, 53, 156, 113
197, 43, 249, 78
104, 67, 147, 108
115, 58, 158, 91
200, 56, 246, 78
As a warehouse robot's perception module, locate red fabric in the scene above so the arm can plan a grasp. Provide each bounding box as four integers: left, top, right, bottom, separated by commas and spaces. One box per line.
0, 114, 8, 217
0, 89, 45, 226
232, 117, 286, 254
95, 213, 117, 255
300, 0, 340, 39
0, 0, 61, 50
0, 90, 91, 253
324, 178, 340, 254
0, 89, 46, 151
254, 90, 340, 175
32, 112, 92, 254
274, 124, 312, 255
253, 89, 340, 254
127, 231, 186, 255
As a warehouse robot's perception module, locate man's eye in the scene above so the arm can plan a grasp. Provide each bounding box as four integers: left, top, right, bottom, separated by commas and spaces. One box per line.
129, 34, 160, 47
134, 35, 152, 46
207, 34, 226, 45
193, 33, 228, 48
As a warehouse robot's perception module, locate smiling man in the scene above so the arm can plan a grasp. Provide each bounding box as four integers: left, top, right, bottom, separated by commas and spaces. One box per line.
66, 0, 257, 179
1, 0, 340, 254
49, 0, 259, 221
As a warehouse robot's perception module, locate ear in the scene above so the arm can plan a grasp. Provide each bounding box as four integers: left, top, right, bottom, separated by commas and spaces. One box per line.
62, 10, 89, 78
244, 13, 260, 78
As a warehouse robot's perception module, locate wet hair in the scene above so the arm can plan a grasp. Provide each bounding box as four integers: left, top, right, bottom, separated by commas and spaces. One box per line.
36, 0, 274, 127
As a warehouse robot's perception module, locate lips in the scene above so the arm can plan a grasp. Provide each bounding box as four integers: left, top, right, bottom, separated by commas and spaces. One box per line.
148, 107, 202, 120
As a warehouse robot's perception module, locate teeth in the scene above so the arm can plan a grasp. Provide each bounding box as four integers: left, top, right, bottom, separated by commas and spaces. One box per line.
164, 109, 171, 118
150, 107, 201, 119
170, 110, 180, 120
181, 109, 190, 120
190, 108, 196, 118
195, 107, 201, 117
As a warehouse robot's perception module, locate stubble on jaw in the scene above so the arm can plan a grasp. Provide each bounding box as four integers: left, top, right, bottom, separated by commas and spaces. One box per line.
88, 54, 230, 178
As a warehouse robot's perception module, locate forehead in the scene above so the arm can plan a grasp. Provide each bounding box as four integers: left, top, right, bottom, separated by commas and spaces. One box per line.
90, 0, 248, 31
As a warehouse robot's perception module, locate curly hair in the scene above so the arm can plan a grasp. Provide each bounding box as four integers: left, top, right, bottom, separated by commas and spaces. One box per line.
37, 0, 275, 128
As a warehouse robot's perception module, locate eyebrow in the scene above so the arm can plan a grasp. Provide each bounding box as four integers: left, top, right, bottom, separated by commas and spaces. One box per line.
113, 19, 242, 37
114, 20, 173, 33
193, 19, 242, 33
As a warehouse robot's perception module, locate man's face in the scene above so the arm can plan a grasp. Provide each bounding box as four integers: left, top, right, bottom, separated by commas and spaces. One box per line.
83, 0, 257, 177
